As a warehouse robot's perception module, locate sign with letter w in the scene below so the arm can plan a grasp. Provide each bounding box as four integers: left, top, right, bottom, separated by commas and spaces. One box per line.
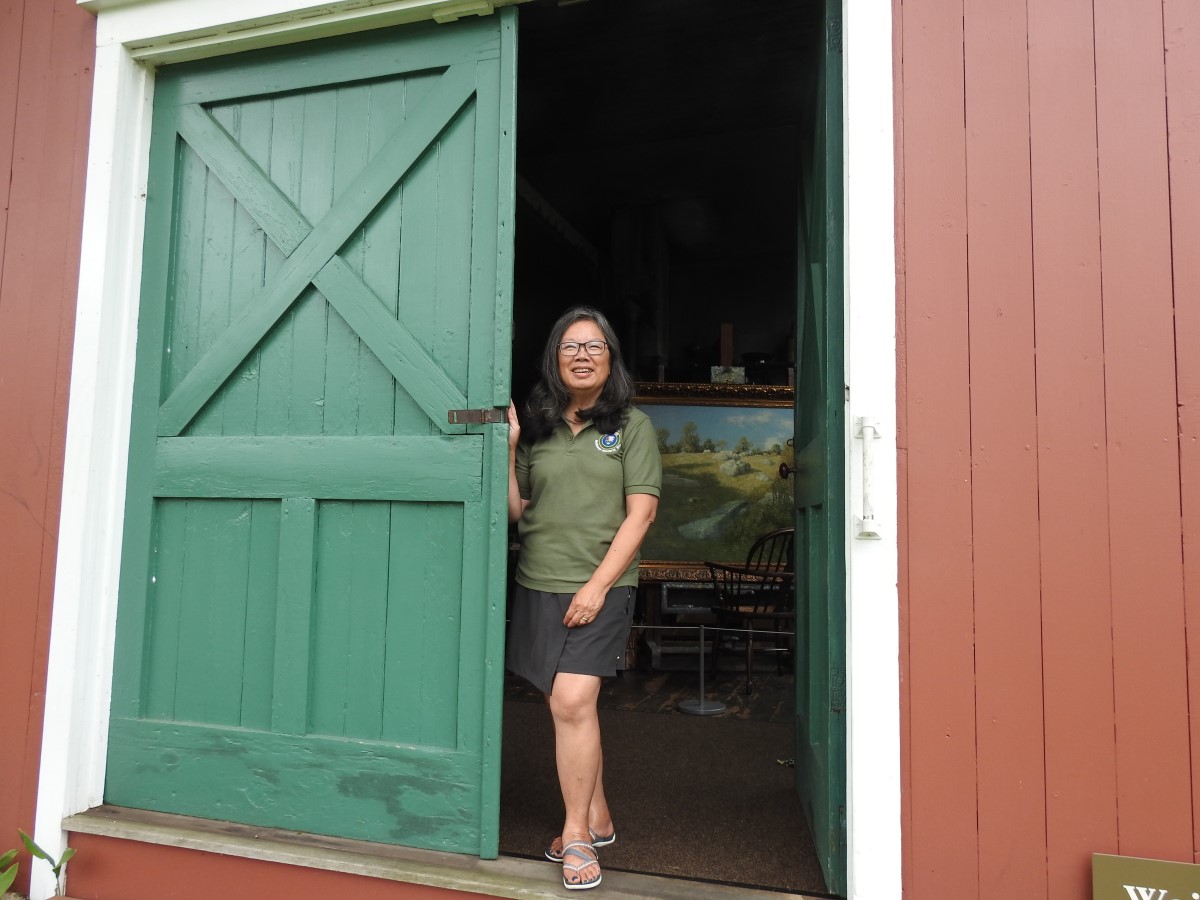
1093, 854, 1200, 900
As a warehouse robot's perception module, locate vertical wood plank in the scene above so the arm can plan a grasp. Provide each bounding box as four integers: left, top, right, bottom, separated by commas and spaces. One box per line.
360, 76, 407, 437
324, 84, 370, 437
1094, 0, 1192, 860
0, 0, 24, 266
310, 501, 351, 737
145, 501, 187, 719
272, 497, 317, 735
390, 74, 438, 434
382, 503, 462, 748
1027, 0, 1120, 894
310, 501, 390, 740
418, 504, 465, 747
174, 500, 252, 725
891, 4, 913, 893
190, 156, 239, 435
434, 102, 475, 398
0, 10, 46, 833
383, 503, 426, 745
396, 107, 441, 435
491, 7, 518, 409
342, 503, 389, 738
168, 142, 210, 399
963, 1, 1047, 895
1163, 0, 1200, 863
291, 88, 335, 436
210, 99, 270, 438
257, 93, 304, 433
459, 55, 497, 769
899, 0, 978, 894
114, 95, 187, 717
240, 500, 281, 730
0, 4, 94, 885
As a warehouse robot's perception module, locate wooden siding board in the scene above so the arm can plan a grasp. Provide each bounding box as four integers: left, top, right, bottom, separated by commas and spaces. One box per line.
0, 1, 94, 893
1164, 0, 1200, 864
0, 0, 24, 272
1027, 0, 1120, 895
892, 4, 912, 895
67, 833, 484, 900
1094, 0, 1192, 860
962, 1, 1047, 895
899, 0, 978, 895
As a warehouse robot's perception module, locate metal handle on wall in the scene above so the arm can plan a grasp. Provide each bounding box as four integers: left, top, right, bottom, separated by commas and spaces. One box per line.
855, 417, 882, 540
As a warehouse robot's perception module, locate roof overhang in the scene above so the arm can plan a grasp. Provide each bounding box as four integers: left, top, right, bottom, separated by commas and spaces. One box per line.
77, 0, 531, 64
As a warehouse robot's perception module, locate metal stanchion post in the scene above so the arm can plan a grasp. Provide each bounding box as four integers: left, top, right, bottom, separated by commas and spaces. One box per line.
677, 623, 727, 716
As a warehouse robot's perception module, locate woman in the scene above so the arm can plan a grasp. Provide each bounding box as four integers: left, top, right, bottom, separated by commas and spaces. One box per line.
506, 306, 661, 891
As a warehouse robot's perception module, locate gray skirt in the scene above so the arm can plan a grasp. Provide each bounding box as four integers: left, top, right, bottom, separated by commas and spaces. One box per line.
506, 584, 636, 695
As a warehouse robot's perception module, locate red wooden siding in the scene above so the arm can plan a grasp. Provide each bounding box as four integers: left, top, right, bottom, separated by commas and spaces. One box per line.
897, 0, 1200, 897
1027, 1, 1119, 896
962, 1, 1047, 895
897, 0, 977, 895
1095, 0, 1192, 862
66, 833, 479, 900
0, 1, 95, 895
1166, 0, 1200, 864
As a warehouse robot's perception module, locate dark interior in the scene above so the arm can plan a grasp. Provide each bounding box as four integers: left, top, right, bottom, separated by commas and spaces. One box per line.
504, 1, 828, 893
511, 0, 820, 401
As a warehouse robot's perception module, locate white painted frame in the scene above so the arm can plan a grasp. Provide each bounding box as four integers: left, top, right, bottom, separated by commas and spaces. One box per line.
36, 2, 900, 898
842, 1, 901, 898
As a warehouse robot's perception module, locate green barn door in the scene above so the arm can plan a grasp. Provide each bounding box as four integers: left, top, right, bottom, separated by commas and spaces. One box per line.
793, 3, 846, 894
106, 12, 516, 857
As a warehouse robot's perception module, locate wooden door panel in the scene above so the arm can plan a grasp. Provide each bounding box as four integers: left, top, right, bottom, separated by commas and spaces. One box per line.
135, 498, 283, 728
163, 70, 480, 438
793, 2, 847, 893
108, 14, 516, 856
106, 719, 482, 846
309, 500, 465, 746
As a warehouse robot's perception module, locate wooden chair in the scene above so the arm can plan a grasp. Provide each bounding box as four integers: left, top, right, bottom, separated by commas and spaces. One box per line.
704, 528, 796, 694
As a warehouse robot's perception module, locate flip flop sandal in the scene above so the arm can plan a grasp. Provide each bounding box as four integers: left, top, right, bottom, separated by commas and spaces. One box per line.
544, 829, 616, 862
562, 841, 601, 891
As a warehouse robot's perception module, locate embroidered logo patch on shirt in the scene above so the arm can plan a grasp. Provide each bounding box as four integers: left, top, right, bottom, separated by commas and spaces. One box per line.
595, 431, 622, 453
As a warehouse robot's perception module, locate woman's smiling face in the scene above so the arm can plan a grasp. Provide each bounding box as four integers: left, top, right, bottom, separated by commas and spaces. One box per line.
558, 318, 611, 397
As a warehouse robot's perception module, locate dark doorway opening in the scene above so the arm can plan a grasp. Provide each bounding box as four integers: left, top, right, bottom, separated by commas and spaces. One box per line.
503, 0, 831, 895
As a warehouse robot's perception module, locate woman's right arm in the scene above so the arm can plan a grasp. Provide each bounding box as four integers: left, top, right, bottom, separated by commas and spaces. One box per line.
507, 401, 529, 523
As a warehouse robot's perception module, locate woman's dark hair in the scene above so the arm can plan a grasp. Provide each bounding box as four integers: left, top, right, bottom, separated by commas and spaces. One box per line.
522, 306, 635, 441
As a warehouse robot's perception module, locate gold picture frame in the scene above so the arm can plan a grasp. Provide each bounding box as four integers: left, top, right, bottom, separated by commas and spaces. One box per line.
634, 382, 794, 582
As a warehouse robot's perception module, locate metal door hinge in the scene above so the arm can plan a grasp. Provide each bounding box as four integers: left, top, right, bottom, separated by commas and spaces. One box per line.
447, 407, 507, 425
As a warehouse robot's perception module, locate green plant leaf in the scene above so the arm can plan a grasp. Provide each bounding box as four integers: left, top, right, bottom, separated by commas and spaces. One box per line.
18, 828, 50, 862
0, 860, 17, 893
58, 847, 76, 867
0, 849, 15, 867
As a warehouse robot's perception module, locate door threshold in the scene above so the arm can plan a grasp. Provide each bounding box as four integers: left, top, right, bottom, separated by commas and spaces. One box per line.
64, 806, 826, 900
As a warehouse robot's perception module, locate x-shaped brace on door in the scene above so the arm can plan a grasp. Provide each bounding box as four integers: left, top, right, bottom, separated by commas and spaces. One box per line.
158, 58, 482, 438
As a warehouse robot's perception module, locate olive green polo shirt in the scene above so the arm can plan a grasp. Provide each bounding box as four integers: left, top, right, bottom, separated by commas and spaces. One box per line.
515, 407, 662, 593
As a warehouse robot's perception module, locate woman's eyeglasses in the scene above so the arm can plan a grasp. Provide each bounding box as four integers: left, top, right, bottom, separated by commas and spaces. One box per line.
557, 341, 609, 357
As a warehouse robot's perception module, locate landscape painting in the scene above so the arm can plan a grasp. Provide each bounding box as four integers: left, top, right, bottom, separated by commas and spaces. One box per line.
635, 385, 794, 567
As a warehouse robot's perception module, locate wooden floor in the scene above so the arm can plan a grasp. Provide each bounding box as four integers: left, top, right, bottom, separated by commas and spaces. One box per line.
499, 662, 829, 895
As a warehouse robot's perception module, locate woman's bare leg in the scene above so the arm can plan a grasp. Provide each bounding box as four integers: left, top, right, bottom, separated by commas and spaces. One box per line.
548, 672, 606, 885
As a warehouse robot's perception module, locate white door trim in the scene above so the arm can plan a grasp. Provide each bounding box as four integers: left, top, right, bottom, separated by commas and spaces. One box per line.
842, 1, 901, 898
38, 3, 901, 898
